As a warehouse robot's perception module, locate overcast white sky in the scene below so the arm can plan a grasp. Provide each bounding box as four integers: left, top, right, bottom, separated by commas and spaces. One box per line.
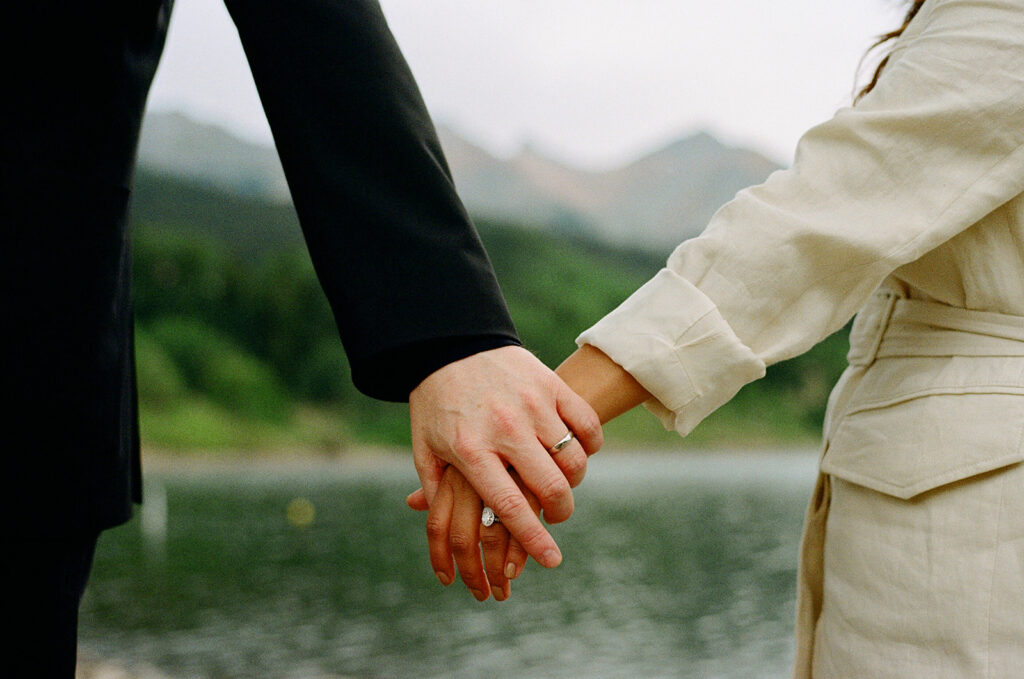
147, 0, 907, 169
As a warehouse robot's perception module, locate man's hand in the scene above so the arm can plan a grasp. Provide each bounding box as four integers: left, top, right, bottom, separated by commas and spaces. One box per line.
409, 345, 602, 569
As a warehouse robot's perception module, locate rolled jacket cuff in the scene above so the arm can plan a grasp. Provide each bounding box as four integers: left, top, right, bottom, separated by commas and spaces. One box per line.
577, 268, 766, 436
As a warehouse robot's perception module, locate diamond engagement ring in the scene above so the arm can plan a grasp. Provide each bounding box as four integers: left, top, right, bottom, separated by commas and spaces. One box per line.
549, 430, 575, 454
481, 507, 500, 527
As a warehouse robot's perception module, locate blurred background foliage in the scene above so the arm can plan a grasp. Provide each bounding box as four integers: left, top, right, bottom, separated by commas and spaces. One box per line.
131, 169, 849, 452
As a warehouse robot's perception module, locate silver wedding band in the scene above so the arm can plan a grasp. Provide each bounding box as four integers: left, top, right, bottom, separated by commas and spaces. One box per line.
481, 506, 500, 527
549, 430, 575, 454
481, 431, 574, 527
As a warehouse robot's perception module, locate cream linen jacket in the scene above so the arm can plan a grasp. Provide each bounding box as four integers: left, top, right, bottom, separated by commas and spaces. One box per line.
580, 0, 1024, 432
578, 0, 1024, 676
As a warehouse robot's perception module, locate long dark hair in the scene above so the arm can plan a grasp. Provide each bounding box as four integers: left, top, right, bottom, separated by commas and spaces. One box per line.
856, 0, 928, 102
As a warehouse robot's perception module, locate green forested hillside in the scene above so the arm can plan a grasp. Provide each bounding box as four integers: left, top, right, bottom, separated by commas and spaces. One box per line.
132, 171, 847, 451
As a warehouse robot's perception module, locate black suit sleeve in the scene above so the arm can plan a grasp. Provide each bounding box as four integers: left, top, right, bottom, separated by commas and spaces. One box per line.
222, 0, 520, 401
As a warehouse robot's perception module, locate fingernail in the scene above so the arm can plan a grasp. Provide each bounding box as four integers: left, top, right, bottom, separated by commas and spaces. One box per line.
541, 549, 562, 568
493, 586, 508, 602
470, 588, 487, 602
435, 572, 452, 586
504, 563, 517, 579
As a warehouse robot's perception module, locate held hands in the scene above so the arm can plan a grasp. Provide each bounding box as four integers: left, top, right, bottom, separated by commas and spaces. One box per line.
408, 345, 603, 569
406, 465, 539, 601
408, 344, 653, 601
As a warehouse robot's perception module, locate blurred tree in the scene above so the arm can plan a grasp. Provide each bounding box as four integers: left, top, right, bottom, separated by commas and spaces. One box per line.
129, 189, 850, 449
146, 316, 292, 423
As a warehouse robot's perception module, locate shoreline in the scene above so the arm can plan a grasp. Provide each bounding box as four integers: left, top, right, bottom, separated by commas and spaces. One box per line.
141, 442, 819, 467
77, 653, 357, 679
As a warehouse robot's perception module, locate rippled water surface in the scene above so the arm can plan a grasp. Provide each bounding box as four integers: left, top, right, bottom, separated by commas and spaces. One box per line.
80, 450, 819, 678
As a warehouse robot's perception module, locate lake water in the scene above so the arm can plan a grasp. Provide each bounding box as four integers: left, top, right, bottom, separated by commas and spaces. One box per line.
79, 449, 820, 679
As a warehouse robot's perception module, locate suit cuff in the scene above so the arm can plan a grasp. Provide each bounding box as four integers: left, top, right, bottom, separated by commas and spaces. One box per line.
577, 268, 765, 436
352, 334, 522, 402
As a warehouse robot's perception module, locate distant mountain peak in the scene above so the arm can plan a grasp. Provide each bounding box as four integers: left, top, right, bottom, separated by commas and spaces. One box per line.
137, 111, 782, 252
674, 130, 725, 152
138, 111, 291, 202
512, 142, 591, 177
630, 130, 740, 167
439, 126, 783, 250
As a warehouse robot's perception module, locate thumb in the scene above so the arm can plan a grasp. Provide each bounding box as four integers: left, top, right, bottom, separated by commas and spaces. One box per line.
413, 446, 446, 505
405, 488, 429, 511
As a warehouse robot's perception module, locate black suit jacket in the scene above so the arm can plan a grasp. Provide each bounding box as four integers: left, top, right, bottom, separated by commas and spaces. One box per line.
1, 0, 519, 537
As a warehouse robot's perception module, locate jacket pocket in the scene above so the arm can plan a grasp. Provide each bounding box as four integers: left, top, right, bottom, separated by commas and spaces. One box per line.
821, 384, 1024, 500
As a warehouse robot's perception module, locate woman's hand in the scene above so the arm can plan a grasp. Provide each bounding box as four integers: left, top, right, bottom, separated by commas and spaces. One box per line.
408, 465, 538, 601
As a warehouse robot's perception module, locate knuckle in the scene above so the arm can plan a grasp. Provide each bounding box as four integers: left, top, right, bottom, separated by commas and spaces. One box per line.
518, 388, 544, 416
451, 432, 481, 462
513, 523, 548, 550
490, 490, 530, 520
540, 370, 560, 391
536, 474, 572, 507
561, 452, 587, 487
580, 410, 601, 436
490, 405, 519, 439
412, 446, 435, 472
425, 516, 448, 541
480, 532, 506, 551
448, 532, 476, 556
485, 566, 506, 585
578, 415, 603, 452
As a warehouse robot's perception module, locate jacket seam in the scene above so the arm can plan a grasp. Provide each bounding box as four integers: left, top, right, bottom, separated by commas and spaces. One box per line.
842, 385, 1024, 416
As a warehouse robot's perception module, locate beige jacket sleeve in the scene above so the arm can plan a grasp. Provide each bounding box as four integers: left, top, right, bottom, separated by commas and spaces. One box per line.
578, 0, 1024, 436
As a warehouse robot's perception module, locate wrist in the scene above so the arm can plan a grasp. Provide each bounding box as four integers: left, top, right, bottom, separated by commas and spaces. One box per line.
556, 344, 651, 424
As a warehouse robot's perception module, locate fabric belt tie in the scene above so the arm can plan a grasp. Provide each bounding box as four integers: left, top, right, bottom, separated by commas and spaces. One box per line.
847, 290, 1024, 367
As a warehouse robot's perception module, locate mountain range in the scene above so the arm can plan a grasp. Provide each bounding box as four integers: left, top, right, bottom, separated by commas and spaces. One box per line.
137, 111, 783, 252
